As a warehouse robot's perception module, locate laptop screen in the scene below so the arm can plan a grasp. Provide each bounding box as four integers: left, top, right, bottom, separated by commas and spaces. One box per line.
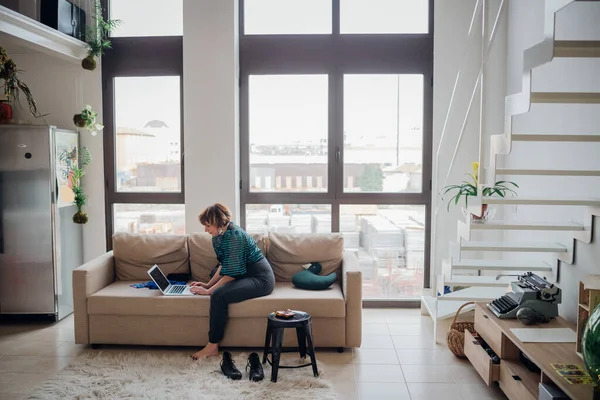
148, 266, 170, 292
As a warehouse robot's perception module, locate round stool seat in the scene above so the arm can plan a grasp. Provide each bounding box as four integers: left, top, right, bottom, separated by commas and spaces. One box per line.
267, 310, 310, 327
263, 310, 318, 382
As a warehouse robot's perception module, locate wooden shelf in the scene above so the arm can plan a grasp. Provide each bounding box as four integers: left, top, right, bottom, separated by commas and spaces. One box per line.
474, 303, 595, 400
576, 275, 600, 358
0, 5, 87, 64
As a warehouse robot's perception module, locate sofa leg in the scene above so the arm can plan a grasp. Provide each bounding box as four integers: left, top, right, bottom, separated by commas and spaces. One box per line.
91, 344, 102, 349
337, 347, 344, 353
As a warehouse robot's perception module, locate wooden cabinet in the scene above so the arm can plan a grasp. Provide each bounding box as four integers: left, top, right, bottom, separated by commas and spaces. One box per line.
465, 303, 595, 400
576, 275, 600, 358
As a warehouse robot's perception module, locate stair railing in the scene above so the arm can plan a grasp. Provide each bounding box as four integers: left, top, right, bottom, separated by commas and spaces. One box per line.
430, 0, 507, 295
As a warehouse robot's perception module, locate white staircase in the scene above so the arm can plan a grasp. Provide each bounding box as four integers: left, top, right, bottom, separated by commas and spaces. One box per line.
424, 0, 600, 342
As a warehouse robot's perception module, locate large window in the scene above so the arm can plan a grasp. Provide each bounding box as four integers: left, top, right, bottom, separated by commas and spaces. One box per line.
243, 0, 332, 35
103, 1, 184, 247
249, 75, 329, 193
240, 0, 433, 302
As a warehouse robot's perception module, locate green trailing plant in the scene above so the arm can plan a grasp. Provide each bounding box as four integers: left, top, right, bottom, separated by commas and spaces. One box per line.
82, 0, 122, 71
60, 147, 92, 224
73, 105, 104, 135
442, 161, 519, 211
0, 45, 44, 118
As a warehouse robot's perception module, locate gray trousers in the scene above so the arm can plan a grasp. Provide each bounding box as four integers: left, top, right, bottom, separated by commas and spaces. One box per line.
208, 257, 275, 343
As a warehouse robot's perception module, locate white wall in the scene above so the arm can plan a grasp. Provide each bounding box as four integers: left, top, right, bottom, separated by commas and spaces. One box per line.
431, 0, 507, 287
9, 52, 105, 262
182, 0, 240, 233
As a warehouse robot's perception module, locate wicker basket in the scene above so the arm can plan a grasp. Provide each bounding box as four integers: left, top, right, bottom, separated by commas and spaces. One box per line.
446, 301, 477, 358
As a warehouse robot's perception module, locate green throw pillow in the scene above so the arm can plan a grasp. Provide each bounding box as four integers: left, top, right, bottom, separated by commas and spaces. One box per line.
292, 262, 337, 290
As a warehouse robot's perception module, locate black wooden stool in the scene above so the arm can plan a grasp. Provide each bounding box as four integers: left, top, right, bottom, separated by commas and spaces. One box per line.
262, 310, 318, 382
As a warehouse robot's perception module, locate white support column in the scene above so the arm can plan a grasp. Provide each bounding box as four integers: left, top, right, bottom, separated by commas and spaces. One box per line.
182, 0, 240, 232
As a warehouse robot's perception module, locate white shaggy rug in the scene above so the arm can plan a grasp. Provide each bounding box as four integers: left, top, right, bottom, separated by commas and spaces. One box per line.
27, 351, 336, 400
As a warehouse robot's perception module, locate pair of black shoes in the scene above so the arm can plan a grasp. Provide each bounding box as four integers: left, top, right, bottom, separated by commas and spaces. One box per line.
221, 351, 264, 382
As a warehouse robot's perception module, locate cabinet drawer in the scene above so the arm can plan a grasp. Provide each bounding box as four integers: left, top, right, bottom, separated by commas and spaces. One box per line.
464, 330, 501, 386
474, 306, 503, 356
499, 362, 537, 400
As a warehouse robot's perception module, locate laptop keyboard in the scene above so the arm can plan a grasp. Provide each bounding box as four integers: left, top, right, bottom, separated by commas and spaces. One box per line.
169, 285, 186, 294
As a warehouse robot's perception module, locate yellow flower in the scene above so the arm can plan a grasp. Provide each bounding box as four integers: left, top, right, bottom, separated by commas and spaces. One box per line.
471, 161, 479, 184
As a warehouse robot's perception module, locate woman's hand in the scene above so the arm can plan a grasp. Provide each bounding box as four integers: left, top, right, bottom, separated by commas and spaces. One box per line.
190, 281, 208, 288
190, 286, 211, 296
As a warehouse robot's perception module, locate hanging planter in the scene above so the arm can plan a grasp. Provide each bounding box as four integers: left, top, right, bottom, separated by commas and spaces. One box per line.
73, 105, 104, 135
59, 147, 92, 224
82, 0, 122, 71
0, 46, 45, 118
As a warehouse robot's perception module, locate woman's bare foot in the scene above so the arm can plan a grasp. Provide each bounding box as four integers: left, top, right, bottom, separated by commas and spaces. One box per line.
191, 343, 219, 360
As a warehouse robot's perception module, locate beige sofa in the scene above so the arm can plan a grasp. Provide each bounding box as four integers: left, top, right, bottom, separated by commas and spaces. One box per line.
73, 232, 362, 350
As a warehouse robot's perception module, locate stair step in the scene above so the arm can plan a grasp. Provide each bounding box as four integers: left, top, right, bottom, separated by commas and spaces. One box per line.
496, 168, 600, 176
531, 92, 600, 104
438, 286, 508, 302
452, 259, 554, 272
512, 134, 600, 142
554, 40, 600, 58
483, 197, 600, 207
444, 275, 514, 287
460, 241, 567, 252
421, 295, 477, 320
471, 220, 584, 231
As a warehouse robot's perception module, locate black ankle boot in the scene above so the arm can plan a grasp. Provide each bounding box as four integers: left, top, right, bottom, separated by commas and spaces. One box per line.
221, 351, 242, 380
246, 352, 264, 382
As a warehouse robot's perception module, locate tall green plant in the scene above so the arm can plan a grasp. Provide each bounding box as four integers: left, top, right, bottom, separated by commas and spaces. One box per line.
82, 0, 122, 71
442, 162, 518, 211
60, 147, 92, 224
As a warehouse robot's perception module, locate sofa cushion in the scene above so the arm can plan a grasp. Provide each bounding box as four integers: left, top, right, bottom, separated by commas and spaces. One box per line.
292, 262, 337, 290
88, 281, 345, 319
189, 232, 269, 282
113, 233, 189, 281
188, 233, 219, 282
229, 282, 345, 318
266, 233, 344, 281
88, 281, 210, 317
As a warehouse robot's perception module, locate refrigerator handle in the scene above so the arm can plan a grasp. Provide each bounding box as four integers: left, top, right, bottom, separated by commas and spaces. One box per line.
0, 214, 3, 254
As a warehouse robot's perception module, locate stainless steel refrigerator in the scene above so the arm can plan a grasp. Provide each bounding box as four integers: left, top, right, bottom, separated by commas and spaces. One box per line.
0, 124, 83, 321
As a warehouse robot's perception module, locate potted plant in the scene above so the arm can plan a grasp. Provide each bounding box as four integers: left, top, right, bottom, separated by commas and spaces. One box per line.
0, 45, 44, 118
81, 0, 122, 71
442, 162, 518, 220
73, 105, 104, 135
60, 147, 92, 224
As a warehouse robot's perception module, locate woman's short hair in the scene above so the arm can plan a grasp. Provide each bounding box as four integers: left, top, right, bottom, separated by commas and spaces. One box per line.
198, 203, 232, 227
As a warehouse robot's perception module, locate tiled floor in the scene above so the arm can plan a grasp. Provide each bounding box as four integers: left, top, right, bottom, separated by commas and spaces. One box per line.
0, 308, 507, 399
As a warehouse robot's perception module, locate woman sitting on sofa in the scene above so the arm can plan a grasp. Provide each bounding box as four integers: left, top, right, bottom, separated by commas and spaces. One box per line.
190, 203, 275, 359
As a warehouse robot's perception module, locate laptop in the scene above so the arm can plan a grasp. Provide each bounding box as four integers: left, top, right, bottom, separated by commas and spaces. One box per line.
147, 264, 194, 296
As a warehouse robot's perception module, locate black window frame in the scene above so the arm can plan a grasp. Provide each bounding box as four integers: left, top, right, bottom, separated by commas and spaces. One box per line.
101, 0, 185, 250
239, 0, 434, 291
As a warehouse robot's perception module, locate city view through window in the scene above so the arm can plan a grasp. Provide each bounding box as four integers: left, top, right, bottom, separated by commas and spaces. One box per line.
112, 74, 425, 299
246, 74, 426, 299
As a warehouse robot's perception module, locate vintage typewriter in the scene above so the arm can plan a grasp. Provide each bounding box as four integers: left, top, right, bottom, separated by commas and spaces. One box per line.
487, 272, 561, 319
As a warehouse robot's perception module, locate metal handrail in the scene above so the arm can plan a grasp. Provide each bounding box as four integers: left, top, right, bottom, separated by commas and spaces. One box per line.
435, 0, 482, 176
439, 0, 506, 193
430, 0, 507, 294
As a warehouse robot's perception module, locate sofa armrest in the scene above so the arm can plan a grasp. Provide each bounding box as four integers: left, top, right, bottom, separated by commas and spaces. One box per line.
342, 250, 362, 348
73, 251, 115, 344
